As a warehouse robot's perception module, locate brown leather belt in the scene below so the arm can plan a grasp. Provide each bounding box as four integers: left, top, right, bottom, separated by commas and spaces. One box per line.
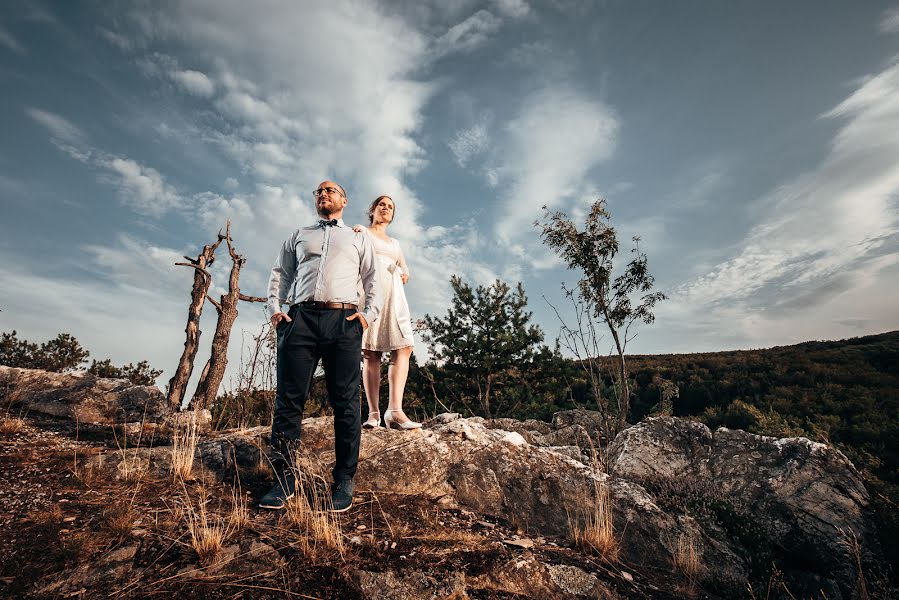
299, 301, 358, 311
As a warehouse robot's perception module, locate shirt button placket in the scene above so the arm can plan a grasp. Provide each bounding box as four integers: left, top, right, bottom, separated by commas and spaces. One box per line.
314, 226, 329, 301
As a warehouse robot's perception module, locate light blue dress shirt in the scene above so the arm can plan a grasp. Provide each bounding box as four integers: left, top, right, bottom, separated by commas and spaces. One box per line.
266, 219, 382, 327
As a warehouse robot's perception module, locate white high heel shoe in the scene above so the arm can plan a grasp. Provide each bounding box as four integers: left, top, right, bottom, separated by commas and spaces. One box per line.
383, 409, 422, 430
362, 411, 381, 429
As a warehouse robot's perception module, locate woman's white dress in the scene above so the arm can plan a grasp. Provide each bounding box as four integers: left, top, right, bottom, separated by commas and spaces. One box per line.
362, 231, 414, 351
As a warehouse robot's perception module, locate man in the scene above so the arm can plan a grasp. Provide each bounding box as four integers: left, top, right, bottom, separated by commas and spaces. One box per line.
260, 180, 381, 512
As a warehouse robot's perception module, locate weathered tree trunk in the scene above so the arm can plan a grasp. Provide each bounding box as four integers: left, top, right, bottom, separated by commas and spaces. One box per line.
189, 222, 265, 411
167, 234, 225, 410
611, 328, 629, 433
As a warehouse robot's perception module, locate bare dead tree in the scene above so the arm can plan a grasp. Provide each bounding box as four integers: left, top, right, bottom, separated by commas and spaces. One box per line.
167, 231, 226, 410
189, 221, 266, 411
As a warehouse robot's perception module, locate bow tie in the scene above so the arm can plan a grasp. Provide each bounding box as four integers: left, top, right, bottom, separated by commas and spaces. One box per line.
318, 219, 338, 227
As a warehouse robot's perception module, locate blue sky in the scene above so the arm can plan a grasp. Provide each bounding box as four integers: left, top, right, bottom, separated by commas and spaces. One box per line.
2, 1, 898, 389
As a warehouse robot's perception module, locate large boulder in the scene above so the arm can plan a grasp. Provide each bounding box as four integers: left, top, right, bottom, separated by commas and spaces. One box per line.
608, 416, 879, 598
0, 365, 171, 425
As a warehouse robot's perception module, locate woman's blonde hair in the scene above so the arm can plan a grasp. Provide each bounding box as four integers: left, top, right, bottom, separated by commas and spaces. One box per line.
368, 195, 394, 225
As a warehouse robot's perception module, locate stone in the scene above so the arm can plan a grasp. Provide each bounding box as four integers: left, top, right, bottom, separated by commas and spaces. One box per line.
0, 366, 171, 425
468, 551, 618, 599
37, 543, 141, 596
353, 569, 466, 600
608, 416, 880, 597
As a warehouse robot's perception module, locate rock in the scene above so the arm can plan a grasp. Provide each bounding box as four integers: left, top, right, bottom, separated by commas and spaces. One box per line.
37, 543, 141, 596
0, 366, 171, 425
468, 551, 618, 599
73, 410, 881, 598
353, 569, 466, 600
608, 416, 880, 597
502, 538, 535, 549
206, 540, 280, 576
550, 409, 608, 446
483, 417, 553, 444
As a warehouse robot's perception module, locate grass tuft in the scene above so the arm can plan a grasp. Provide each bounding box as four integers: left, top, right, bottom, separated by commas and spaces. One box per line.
105, 502, 136, 537
674, 530, 703, 583
171, 410, 200, 481
282, 450, 345, 559
569, 443, 618, 561
180, 483, 235, 565
0, 416, 24, 435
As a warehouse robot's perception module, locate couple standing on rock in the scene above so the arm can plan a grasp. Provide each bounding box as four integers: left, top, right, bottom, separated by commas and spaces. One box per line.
260, 180, 421, 512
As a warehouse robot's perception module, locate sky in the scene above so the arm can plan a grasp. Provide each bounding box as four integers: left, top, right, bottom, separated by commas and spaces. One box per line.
1, 1, 898, 392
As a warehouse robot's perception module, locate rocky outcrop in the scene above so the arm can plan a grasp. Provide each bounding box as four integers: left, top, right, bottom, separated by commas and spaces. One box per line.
65, 400, 883, 598
0, 365, 171, 425
608, 417, 878, 598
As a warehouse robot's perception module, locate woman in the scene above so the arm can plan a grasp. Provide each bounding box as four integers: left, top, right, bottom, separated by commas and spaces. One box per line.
354, 196, 421, 430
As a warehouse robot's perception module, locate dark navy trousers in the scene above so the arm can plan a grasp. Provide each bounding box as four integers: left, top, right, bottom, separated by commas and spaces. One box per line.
271, 304, 363, 482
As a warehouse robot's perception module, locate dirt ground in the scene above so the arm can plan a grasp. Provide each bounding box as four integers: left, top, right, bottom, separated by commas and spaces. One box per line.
0, 413, 687, 599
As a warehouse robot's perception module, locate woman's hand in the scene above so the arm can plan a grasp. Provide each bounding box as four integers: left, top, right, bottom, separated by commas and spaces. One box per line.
352, 224, 364, 233
400, 273, 409, 284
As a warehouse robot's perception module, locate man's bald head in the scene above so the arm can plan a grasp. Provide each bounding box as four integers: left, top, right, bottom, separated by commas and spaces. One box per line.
315, 180, 348, 219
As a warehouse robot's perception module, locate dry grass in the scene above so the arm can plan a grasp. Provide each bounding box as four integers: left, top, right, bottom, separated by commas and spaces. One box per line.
72, 452, 100, 487
228, 482, 250, 533
674, 531, 702, 581
246, 438, 273, 480
112, 424, 149, 483
838, 527, 869, 600
0, 416, 24, 435
171, 411, 200, 481
116, 451, 149, 482
105, 502, 136, 537
31, 504, 64, 527
180, 483, 237, 565
282, 451, 345, 559
569, 445, 618, 561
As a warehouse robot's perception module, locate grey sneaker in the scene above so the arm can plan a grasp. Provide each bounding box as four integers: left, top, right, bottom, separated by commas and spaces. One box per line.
330, 479, 354, 513
259, 471, 296, 510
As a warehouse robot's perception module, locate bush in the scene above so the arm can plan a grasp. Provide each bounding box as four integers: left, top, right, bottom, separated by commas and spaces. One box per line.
1, 331, 89, 372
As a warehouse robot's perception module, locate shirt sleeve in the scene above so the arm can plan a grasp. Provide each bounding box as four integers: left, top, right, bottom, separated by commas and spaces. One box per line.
266, 232, 297, 320
396, 239, 410, 278
358, 232, 382, 326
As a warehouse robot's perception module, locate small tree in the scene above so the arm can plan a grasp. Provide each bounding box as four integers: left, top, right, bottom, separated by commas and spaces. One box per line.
420, 276, 545, 418
539, 200, 666, 438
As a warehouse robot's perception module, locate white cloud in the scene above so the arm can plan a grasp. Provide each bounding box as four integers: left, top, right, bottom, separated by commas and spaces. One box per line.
82, 234, 187, 292
669, 58, 899, 339
27, 108, 188, 218
98, 157, 183, 217
880, 6, 899, 34
433, 9, 503, 57
448, 120, 490, 167
0, 24, 26, 54
170, 69, 215, 97
26, 107, 85, 143
492, 86, 620, 243
98, 26, 132, 50
492, 0, 531, 19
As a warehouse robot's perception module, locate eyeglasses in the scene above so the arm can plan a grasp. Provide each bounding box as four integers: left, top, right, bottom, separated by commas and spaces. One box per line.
313, 187, 343, 198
